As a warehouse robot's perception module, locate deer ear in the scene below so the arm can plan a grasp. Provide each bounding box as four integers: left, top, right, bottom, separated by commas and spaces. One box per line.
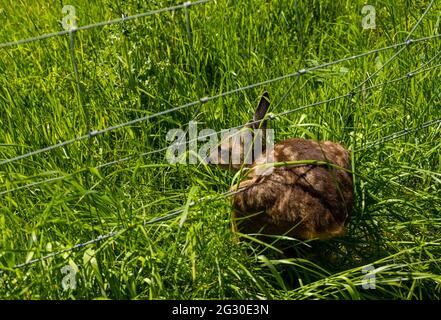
253, 91, 270, 129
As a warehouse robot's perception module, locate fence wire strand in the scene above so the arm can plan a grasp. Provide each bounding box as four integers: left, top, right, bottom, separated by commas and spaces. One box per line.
0, 187, 246, 273
356, 119, 441, 151
352, 0, 436, 92
0, 0, 212, 49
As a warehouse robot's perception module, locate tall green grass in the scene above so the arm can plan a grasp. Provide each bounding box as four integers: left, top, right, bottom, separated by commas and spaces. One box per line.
0, 0, 440, 299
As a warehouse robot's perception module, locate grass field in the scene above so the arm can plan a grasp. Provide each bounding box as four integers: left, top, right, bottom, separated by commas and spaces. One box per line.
0, 0, 440, 299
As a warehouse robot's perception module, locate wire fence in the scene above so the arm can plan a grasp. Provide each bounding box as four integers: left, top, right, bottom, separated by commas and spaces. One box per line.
356, 119, 441, 151
1, 47, 440, 197
0, 0, 440, 274
0, 0, 211, 49
1, 32, 441, 168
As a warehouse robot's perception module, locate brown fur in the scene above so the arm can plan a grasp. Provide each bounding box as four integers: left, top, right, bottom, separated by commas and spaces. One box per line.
218, 93, 354, 241
231, 138, 353, 240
